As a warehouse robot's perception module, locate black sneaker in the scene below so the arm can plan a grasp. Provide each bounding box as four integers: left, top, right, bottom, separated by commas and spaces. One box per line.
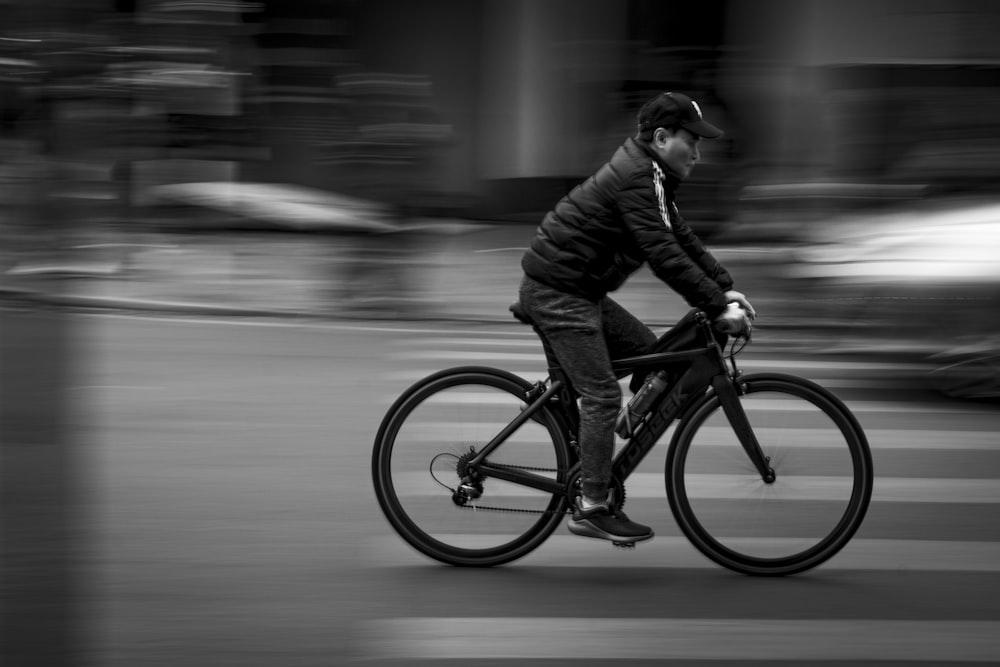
567, 491, 653, 544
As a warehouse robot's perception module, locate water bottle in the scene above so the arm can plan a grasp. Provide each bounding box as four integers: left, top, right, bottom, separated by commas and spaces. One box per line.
615, 370, 670, 438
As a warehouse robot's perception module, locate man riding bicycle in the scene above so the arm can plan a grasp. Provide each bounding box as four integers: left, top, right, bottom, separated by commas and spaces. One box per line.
517, 91, 755, 545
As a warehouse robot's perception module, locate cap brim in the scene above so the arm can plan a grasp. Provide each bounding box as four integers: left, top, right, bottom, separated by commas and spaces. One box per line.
683, 120, 723, 139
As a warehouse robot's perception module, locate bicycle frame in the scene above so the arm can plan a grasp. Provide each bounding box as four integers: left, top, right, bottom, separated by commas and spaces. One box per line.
467, 312, 775, 499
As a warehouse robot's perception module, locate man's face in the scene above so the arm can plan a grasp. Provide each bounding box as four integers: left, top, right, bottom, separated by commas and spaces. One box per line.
651, 127, 701, 180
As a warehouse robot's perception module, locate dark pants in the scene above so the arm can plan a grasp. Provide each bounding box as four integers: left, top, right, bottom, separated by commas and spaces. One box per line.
518, 275, 656, 501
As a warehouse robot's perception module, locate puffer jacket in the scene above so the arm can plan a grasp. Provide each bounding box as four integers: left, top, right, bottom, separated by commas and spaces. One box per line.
521, 136, 733, 318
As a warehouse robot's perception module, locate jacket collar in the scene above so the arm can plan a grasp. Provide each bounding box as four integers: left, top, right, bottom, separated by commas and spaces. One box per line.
628, 137, 682, 197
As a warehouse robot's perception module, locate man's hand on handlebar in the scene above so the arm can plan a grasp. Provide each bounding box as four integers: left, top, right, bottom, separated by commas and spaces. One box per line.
714, 301, 753, 336
724, 290, 756, 320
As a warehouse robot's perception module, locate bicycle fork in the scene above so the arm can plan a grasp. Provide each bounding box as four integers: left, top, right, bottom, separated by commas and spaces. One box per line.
712, 374, 776, 483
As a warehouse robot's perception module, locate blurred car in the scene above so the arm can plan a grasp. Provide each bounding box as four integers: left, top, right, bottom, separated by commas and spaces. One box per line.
785, 195, 1000, 399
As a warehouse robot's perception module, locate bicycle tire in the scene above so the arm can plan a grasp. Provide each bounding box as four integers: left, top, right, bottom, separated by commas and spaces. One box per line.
372, 366, 572, 567
665, 372, 873, 576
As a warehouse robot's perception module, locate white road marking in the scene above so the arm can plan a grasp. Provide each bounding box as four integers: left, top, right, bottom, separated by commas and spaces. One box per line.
400, 349, 931, 373
380, 382, 998, 416
404, 351, 547, 362
387, 423, 1000, 450
69, 385, 163, 391
389, 471, 1000, 503
405, 337, 543, 347
364, 535, 1000, 572
357, 617, 1000, 661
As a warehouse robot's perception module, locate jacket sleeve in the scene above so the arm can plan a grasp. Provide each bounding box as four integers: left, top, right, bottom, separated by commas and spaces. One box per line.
618, 169, 730, 318
669, 207, 734, 291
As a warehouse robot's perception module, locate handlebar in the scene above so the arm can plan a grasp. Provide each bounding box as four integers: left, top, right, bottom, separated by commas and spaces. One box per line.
712, 303, 753, 338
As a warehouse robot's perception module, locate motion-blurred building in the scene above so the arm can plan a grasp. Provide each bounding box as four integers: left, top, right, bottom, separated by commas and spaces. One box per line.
241, 0, 1000, 231
3, 0, 1000, 231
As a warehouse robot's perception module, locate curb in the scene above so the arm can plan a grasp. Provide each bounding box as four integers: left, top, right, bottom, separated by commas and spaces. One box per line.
1, 286, 845, 333
1, 289, 304, 319
0, 287, 521, 324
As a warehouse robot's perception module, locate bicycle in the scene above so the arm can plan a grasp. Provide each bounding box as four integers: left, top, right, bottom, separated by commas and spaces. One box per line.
372, 305, 874, 576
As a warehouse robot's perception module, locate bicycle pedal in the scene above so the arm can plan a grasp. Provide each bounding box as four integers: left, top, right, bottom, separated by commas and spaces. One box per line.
612, 541, 636, 550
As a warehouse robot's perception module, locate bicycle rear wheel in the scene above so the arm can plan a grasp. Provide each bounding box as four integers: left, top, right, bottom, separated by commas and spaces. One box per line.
666, 373, 873, 576
372, 366, 572, 567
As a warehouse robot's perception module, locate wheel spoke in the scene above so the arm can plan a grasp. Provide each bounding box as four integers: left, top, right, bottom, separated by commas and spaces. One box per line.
373, 369, 570, 566
667, 374, 873, 575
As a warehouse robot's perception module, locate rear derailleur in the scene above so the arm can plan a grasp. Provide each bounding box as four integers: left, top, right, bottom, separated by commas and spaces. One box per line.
452, 448, 483, 506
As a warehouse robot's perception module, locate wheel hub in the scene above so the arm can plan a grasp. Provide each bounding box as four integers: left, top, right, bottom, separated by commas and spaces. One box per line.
452, 448, 483, 506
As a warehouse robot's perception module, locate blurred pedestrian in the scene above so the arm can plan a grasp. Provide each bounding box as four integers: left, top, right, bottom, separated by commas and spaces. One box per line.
516, 92, 755, 544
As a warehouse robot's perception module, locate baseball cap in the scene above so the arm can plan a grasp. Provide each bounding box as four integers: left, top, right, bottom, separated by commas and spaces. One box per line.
637, 92, 723, 139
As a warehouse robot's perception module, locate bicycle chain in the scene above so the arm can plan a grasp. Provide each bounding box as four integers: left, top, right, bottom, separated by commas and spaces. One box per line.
457, 504, 560, 515
455, 462, 628, 515
487, 461, 564, 474
456, 461, 568, 515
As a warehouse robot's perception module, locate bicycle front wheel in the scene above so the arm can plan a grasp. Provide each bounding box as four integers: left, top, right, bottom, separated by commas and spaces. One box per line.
372, 366, 572, 567
666, 373, 873, 576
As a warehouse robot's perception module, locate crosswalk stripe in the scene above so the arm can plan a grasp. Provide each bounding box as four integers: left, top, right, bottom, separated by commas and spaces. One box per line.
374, 328, 999, 664
404, 337, 543, 347
379, 383, 998, 416
385, 367, 920, 385
365, 535, 1000, 572
384, 369, 949, 398
390, 471, 1000, 503
357, 617, 1000, 661
402, 351, 546, 362
395, 348, 932, 373
385, 423, 1000, 450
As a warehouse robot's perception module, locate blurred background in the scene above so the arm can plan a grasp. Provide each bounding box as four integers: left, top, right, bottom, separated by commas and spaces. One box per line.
3, 1, 1000, 665
3, 0, 1000, 370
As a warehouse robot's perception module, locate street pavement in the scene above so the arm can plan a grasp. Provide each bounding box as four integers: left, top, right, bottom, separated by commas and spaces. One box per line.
72, 315, 1000, 665
4, 181, 998, 665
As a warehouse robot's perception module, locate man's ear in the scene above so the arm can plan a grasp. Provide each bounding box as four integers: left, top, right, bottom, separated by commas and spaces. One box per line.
653, 127, 672, 146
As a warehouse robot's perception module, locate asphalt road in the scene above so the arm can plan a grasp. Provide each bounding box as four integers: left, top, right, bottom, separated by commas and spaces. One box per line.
10, 311, 1000, 666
